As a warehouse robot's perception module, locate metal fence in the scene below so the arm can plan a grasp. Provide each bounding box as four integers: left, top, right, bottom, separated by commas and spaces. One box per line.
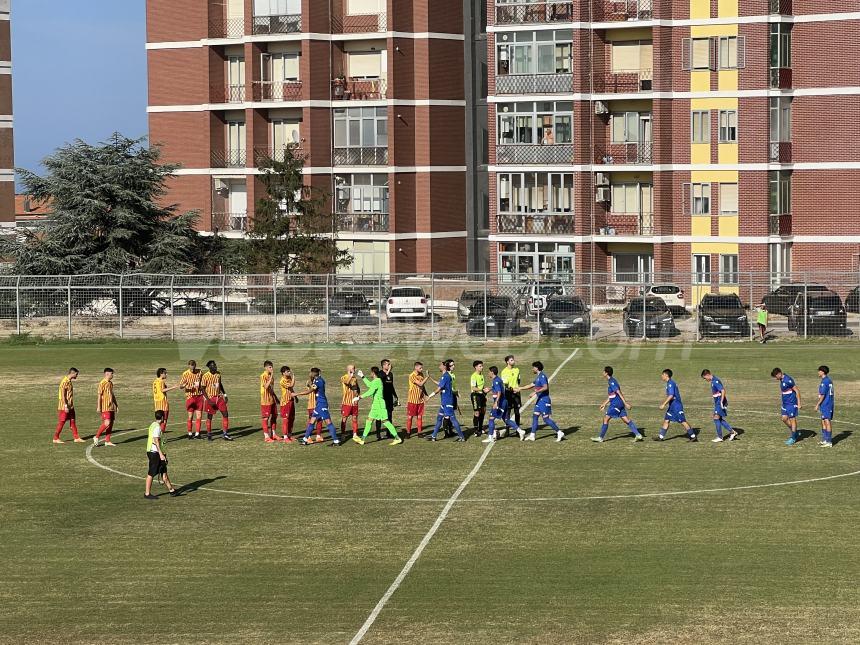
1, 272, 859, 343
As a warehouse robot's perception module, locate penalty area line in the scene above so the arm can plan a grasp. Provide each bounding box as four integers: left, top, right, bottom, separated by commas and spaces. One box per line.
347, 348, 580, 645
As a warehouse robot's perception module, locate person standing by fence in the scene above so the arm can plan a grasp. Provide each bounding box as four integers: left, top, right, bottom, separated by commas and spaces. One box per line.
756, 303, 769, 343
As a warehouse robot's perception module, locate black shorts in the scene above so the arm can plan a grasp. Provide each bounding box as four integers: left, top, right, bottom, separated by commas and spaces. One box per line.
471, 393, 487, 411
147, 452, 168, 477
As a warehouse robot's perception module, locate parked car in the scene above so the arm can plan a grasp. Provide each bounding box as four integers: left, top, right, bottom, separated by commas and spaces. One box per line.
539, 296, 591, 337
846, 286, 860, 313
642, 284, 685, 314
456, 290, 484, 322
386, 287, 428, 320
465, 296, 520, 336
697, 293, 749, 338
622, 297, 677, 338
761, 284, 829, 316
328, 292, 373, 326
787, 290, 847, 335
516, 281, 568, 317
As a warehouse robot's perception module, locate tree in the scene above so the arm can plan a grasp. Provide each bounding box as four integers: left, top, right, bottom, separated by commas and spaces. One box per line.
246, 144, 351, 274
2, 134, 201, 275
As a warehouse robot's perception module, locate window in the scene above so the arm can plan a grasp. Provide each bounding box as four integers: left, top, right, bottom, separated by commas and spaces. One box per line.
718, 36, 744, 69
611, 40, 652, 74
611, 112, 650, 144
496, 30, 572, 76
498, 102, 573, 145
333, 107, 388, 148
347, 51, 383, 79
769, 97, 791, 143
498, 242, 574, 281
691, 38, 711, 70
769, 171, 791, 215
693, 254, 711, 284
692, 183, 711, 215
719, 110, 737, 143
691, 110, 710, 143
334, 174, 389, 214
498, 173, 573, 214
254, 0, 301, 15
272, 119, 301, 157
265, 52, 300, 81
610, 183, 653, 215
347, 0, 384, 15
769, 242, 792, 285
770, 24, 791, 69
720, 254, 739, 284
719, 183, 738, 215
613, 253, 653, 283
227, 56, 245, 87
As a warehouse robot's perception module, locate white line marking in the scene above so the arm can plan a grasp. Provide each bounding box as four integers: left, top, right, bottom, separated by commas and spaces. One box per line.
347, 348, 580, 644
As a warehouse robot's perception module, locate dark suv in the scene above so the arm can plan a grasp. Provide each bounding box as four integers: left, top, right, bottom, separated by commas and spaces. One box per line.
761, 284, 829, 316
328, 292, 373, 326
698, 293, 749, 337
787, 291, 847, 335
540, 296, 591, 337
465, 296, 520, 336
456, 290, 484, 322
622, 297, 677, 338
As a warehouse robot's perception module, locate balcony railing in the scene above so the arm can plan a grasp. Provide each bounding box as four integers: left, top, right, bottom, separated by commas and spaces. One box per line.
596, 142, 653, 165
495, 72, 573, 95
252, 80, 303, 102
333, 147, 389, 166
598, 69, 652, 93
596, 0, 653, 21
769, 213, 792, 236
332, 12, 387, 33
769, 141, 792, 163
211, 84, 246, 104
769, 0, 792, 14
332, 78, 388, 101
600, 212, 654, 236
212, 212, 248, 233
253, 146, 305, 166
496, 144, 574, 164
495, 2, 574, 25
211, 150, 247, 168
497, 213, 574, 235
208, 18, 244, 39
337, 213, 390, 233
770, 67, 792, 89
252, 14, 301, 34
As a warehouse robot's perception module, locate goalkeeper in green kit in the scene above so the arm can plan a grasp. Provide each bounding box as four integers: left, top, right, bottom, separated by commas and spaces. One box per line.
352, 367, 402, 445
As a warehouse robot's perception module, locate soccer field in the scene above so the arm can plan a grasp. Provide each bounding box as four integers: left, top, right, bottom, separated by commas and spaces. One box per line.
4, 339, 860, 644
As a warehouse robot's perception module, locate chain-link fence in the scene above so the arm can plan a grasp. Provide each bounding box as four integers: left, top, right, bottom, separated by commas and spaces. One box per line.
1, 272, 859, 343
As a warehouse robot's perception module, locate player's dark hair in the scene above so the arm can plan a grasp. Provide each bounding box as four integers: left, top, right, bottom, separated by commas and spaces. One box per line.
263, 360, 273, 368
69, 367, 79, 374
444, 359, 455, 371
604, 366, 613, 376
187, 360, 196, 367
156, 367, 167, 377
473, 360, 483, 368
154, 410, 165, 421
280, 365, 290, 374
489, 366, 499, 375
310, 367, 320, 376
381, 359, 391, 366
371, 366, 381, 376
104, 367, 114, 374
414, 361, 423, 367
504, 354, 514, 362
532, 361, 544, 371
700, 369, 711, 377
206, 360, 217, 370
771, 367, 782, 377
819, 365, 829, 375
662, 369, 673, 378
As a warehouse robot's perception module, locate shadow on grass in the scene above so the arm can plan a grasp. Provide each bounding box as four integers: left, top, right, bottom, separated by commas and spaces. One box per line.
535, 425, 580, 441
797, 429, 818, 443
174, 475, 227, 496
832, 430, 852, 446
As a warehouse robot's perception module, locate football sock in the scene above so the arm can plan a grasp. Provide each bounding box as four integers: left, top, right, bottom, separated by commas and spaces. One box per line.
326, 422, 339, 442
352, 418, 358, 434
70, 420, 80, 439
627, 420, 640, 435
599, 423, 609, 439
506, 418, 520, 431
340, 419, 346, 434
714, 420, 722, 438
186, 419, 192, 434
384, 420, 398, 440
303, 422, 315, 439
487, 419, 496, 436
405, 417, 413, 434
194, 419, 201, 435
545, 417, 560, 432
206, 419, 212, 433
222, 418, 229, 432
53, 421, 63, 440
450, 416, 465, 440
361, 419, 374, 440
262, 418, 270, 437
431, 415, 444, 439
417, 416, 423, 434
531, 416, 539, 434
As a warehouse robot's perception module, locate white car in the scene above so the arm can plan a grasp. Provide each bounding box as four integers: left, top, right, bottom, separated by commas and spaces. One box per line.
517, 281, 568, 317
642, 284, 685, 314
386, 287, 429, 320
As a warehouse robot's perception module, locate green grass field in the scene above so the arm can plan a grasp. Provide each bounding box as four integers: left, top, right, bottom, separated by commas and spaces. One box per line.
3, 339, 860, 644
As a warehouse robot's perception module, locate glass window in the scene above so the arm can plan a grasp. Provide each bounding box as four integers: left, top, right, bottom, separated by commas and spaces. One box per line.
611, 112, 647, 144
769, 171, 791, 215
334, 174, 389, 214
770, 24, 791, 69
720, 254, 739, 284
255, 0, 301, 16
769, 97, 791, 143
496, 102, 574, 146
497, 31, 572, 76
692, 38, 711, 70
692, 183, 711, 215
719, 183, 738, 215
497, 242, 574, 281
333, 107, 387, 148
613, 254, 653, 283
693, 254, 711, 284
691, 111, 710, 144
719, 110, 738, 143
497, 173, 573, 214
719, 36, 738, 69
769, 242, 792, 285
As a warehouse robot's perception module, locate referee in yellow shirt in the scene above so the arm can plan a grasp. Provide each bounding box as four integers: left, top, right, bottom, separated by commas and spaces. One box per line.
500, 354, 522, 432
470, 361, 487, 436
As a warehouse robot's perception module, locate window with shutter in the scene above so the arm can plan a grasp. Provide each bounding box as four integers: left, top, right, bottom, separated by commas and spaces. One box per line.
691, 38, 710, 70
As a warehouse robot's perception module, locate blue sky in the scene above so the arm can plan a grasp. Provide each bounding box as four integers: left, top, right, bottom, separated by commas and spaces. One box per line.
12, 1, 147, 179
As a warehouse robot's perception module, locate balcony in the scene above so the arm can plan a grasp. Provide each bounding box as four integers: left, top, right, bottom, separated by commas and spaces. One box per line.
333, 147, 389, 166
332, 12, 387, 33
252, 80, 303, 102
337, 212, 390, 233
769, 213, 792, 236
332, 78, 388, 101
495, 2, 574, 25
252, 14, 301, 34
769, 0, 792, 14
211, 149, 247, 168
769, 141, 792, 163
253, 146, 305, 166
599, 212, 654, 236
496, 144, 574, 164
596, 0, 653, 21
212, 212, 248, 233
598, 69, 652, 93
211, 84, 246, 104
596, 142, 653, 165
497, 213, 574, 235
770, 67, 792, 89
208, 18, 244, 39
495, 73, 573, 95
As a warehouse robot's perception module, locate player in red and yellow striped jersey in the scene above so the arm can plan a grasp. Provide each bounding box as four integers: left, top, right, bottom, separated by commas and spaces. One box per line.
178, 360, 205, 439
260, 361, 280, 442
152, 367, 177, 433
295, 375, 324, 442
53, 368, 83, 444
279, 366, 296, 442
405, 362, 430, 436
340, 365, 361, 437
94, 368, 117, 447
202, 360, 234, 442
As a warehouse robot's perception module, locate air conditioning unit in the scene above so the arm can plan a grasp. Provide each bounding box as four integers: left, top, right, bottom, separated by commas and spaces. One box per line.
594, 101, 609, 115
595, 172, 609, 186
596, 187, 611, 202
214, 179, 229, 193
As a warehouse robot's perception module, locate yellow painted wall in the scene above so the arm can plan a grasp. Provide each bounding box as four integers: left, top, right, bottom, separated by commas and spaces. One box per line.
690, 71, 710, 92
689, 0, 710, 20
718, 216, 739, 237
718, 144, 738, 165
718, 70, 738, 91
691, 144, 711, 165
691, 218, 711, 237
690, 97, 738, 111
717, 0, 739, 18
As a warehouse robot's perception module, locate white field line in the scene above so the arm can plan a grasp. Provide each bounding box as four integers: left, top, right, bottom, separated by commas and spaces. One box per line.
347, 348, 581, 645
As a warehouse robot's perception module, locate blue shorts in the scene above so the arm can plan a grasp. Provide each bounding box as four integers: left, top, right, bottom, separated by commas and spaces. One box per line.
820, 408, 834, 421
782, 404, 798, 419
534, 399, 552, 416
438, 403, 455, 417
664, 408, 686, 424
606, 403, 626, 419
312, 405, 331, 421
713, 405, 728, 418
490, 406, 508, 420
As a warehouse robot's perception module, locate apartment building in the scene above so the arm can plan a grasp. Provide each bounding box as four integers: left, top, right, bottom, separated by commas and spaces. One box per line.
0, 0, 12, 225
147, 0, 485, 274
487, 0, 860, 296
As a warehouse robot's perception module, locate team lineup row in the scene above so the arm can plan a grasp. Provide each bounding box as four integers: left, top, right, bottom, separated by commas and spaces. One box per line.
53, 357, 838, 449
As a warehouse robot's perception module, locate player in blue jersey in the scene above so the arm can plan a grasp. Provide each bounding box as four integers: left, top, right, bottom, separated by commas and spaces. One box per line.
815, 365, 834, 448
299, 368, 341, 447
426, 360, 466, 442
656, 369, 696, 442
701, 369, 737, 443
771, 367, 801, 445
515, 361, 564, 442
592, 366, 643, 443
481, 366, 522, 443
